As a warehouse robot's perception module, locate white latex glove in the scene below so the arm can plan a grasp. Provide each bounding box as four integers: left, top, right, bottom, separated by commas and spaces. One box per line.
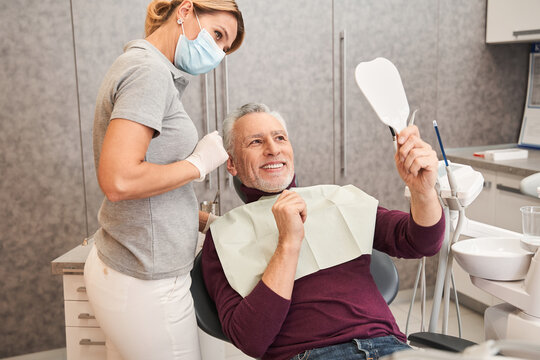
185, 131, 228, 182
202, 212, 219, 234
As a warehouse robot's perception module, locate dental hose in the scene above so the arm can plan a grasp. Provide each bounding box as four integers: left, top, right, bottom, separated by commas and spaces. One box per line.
442, 207, 465, 336
441, 161, 463, 336
405, 259, 423, 337
421, 257, 426, 331
406, 121, 465, 336
431, 120, 463, 336
451, 265, 463, 338
428, 206, 450, 333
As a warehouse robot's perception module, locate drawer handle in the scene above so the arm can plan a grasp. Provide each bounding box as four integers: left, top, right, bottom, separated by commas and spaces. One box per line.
513, 28, 540, 37
78, 313, 96, 320
496, 184, 522, 195
80, 339, 105, 346
76, 286, 86, 293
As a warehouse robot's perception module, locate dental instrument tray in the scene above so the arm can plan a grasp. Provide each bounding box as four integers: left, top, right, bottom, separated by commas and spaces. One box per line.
482, 148, 528, 161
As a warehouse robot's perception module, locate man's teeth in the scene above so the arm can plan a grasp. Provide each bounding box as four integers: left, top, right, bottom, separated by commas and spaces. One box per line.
262, 163, 284, 169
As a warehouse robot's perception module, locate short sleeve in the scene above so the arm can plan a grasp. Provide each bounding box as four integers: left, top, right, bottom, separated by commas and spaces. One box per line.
110, 64, 171, 136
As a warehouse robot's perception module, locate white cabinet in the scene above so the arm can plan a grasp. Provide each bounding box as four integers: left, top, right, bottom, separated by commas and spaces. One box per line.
486, 0, 540, 43
63, 274, 106, 360
467, 169, 540, 231
463, 169, 497, 225
493, 172, 540, 231
453, 167, 540, 307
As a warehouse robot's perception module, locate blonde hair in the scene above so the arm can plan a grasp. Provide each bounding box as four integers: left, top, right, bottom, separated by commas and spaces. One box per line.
145, 0, 244, 54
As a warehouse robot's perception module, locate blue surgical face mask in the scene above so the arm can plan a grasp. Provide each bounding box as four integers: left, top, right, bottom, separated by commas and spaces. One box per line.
174, 13, 225, 75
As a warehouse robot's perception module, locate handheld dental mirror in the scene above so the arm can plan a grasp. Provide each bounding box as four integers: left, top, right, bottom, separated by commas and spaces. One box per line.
354, 58, 410, 148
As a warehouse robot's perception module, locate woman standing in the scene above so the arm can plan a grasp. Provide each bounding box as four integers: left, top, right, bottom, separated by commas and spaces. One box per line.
84, 1, 244, 359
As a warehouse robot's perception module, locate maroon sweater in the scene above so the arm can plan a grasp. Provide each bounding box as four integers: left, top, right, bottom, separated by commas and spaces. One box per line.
201, 184, 444, 360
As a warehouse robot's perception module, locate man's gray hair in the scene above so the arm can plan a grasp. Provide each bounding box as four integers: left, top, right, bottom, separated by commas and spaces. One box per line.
222, 103, 288, 155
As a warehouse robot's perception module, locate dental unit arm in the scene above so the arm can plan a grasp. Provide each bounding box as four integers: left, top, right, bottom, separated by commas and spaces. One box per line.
405, 160, 484, 340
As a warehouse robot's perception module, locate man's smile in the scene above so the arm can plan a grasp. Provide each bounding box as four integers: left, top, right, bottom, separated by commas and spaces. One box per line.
261, 161, 286, 170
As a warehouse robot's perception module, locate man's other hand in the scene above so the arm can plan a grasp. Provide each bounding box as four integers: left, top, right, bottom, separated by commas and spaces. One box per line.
272, 190, 307, 249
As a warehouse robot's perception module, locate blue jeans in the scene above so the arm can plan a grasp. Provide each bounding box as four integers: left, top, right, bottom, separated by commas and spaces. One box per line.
290, 335, 412, 360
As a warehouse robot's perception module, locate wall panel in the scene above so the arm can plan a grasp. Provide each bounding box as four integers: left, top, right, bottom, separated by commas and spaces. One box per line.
436, 0, 529, 147
0, 0, 85, 356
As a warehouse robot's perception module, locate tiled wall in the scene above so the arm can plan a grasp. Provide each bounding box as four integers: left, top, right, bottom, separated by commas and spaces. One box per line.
0, 0, 530, 356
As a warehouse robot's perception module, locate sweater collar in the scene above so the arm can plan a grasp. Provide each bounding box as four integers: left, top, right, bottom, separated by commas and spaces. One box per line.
240, 175, 297, 203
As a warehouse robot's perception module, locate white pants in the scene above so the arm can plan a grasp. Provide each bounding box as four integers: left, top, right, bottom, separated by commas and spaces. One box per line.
84, 245, 201, 360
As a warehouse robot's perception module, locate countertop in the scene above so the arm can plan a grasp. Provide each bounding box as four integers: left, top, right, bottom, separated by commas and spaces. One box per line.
51, 234, 206, 275
446, 143, 540, 177
51, 239, 93, 275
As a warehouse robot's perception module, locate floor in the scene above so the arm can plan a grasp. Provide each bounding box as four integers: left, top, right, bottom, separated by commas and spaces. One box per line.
2, 289, 485, 360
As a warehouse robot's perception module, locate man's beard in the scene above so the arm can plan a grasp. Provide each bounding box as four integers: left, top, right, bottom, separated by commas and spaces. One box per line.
252, 171, 295, 193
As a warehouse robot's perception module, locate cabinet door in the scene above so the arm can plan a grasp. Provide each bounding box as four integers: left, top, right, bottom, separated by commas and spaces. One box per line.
221, 0, 334, 212
487, 0, 540, 44
333, 0, 439, 211
494, 172, 540, 232
465, 169, 497, 225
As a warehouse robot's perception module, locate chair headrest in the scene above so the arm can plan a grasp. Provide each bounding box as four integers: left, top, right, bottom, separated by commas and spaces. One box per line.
232, 175, 299, 204
232, 176, 248, 204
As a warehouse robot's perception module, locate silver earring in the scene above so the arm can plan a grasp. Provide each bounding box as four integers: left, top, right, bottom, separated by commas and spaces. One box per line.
177, 18, 183, 25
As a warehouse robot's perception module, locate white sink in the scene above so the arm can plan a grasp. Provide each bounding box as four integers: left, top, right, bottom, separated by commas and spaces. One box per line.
452, 237, 534, 281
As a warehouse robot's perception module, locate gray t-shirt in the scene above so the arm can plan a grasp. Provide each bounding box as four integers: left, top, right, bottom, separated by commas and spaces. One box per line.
92, 39, 199, 280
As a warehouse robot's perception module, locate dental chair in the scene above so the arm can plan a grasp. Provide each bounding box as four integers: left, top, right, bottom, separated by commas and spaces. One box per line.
190, 177, 400, 343
190, 177, 480, 358
190, 243, 400, 343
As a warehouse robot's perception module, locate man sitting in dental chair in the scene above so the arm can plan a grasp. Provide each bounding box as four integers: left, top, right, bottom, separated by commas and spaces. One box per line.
201, 103, 444, 360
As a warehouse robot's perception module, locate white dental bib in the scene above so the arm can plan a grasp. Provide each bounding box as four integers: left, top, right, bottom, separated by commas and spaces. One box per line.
210, 185, 379, 297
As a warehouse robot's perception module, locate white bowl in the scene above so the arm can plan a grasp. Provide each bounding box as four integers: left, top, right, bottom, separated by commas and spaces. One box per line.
452, 237, 534, 281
